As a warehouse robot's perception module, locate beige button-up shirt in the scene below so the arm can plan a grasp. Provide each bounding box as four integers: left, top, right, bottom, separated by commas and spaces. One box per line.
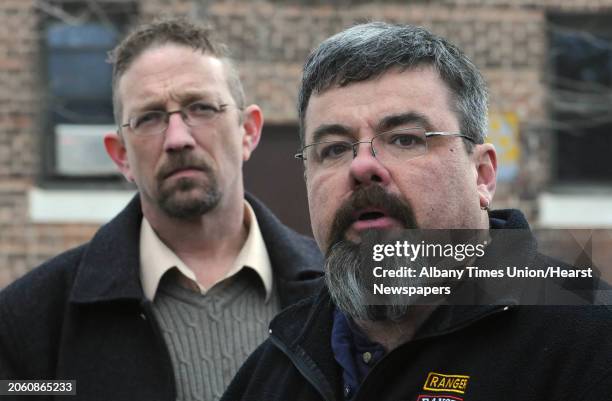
139, 201, 273, 302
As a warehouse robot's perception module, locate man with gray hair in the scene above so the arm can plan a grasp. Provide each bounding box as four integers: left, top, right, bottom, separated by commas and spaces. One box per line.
222, 22, 612, 401
0, 18, 322, 400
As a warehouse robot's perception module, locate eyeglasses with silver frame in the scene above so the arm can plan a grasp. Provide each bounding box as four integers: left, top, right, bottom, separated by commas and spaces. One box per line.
120, 101, 230, 136
294, 127, 476, 168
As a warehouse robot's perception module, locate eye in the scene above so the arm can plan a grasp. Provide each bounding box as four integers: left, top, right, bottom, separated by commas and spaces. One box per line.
317, 142, 352, 161
186, 102, 219, 118
388, 133, 425, 148
133, 111, 164, 129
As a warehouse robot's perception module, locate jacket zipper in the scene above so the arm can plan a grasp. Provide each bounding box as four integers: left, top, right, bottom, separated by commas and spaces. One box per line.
270, 334, 336, 401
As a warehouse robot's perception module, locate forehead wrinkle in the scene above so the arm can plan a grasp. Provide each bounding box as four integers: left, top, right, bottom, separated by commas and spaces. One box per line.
119, 46, 230, 115
169, 89, 224, 106
310, 123, 356, 144
128, 88, 224, 114
305, 68, 458, 143
376, 111, 435, 133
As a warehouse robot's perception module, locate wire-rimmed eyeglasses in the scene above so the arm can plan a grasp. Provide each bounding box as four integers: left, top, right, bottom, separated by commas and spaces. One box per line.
295, 127, 475, 169
120, 101, 231, 136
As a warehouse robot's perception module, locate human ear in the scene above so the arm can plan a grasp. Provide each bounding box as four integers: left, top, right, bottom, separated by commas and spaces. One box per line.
474, 143, 497, 208
241, 105, 264, 161
104, 132, 134, 182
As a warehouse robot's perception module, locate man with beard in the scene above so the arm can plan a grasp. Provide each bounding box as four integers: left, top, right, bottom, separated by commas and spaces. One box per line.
0, 19, 323, 400
221, 22, 612, 401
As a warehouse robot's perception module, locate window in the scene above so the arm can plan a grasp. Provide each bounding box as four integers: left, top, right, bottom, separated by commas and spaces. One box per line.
40, 2, 136, 184
548, 14, 612, 184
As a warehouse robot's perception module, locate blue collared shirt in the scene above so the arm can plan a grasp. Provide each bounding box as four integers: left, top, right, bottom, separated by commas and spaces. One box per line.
331, 308, 386, 400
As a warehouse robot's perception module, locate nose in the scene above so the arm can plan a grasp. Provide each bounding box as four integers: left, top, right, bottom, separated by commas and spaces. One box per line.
163, 112, 196, 151
348, 142, 392, 189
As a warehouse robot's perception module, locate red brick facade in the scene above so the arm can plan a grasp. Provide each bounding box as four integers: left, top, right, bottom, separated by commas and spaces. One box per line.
1, 0, 611, 287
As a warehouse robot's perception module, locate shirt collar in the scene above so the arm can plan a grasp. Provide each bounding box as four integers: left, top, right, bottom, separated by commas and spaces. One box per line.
224, 200, 274, 300
139, 200, 273, 301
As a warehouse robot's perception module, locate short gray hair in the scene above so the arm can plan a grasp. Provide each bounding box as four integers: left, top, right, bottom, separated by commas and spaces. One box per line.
297, 22, 488, 150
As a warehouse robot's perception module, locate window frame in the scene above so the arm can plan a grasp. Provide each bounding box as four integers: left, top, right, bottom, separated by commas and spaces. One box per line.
38, 1, 137, 188
547, 12, 612, 187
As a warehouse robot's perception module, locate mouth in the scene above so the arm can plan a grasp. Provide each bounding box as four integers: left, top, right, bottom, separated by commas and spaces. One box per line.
356, 209, 387, 221
326, 185, 417, 248
350, 208, 403, 232
164, 167, 203, 179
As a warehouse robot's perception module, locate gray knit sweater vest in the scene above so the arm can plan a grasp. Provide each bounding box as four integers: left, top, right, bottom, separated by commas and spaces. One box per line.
152, 268, 280, 401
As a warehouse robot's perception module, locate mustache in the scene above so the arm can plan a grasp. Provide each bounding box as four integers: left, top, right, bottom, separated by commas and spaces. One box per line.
327, 185, 417, 252
156, 152, 212, 180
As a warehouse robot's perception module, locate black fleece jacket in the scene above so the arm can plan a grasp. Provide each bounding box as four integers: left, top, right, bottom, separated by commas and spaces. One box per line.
222, 209, 612, 401
0, 194, 324, 401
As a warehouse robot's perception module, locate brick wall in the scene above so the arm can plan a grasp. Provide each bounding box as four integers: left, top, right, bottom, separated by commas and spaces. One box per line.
0, 0, 40, 286
1, 0, 611, 288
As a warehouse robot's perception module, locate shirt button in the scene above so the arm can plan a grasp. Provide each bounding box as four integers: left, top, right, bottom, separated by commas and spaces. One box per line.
362, 351, 372, 364
343, 385, 352, 398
